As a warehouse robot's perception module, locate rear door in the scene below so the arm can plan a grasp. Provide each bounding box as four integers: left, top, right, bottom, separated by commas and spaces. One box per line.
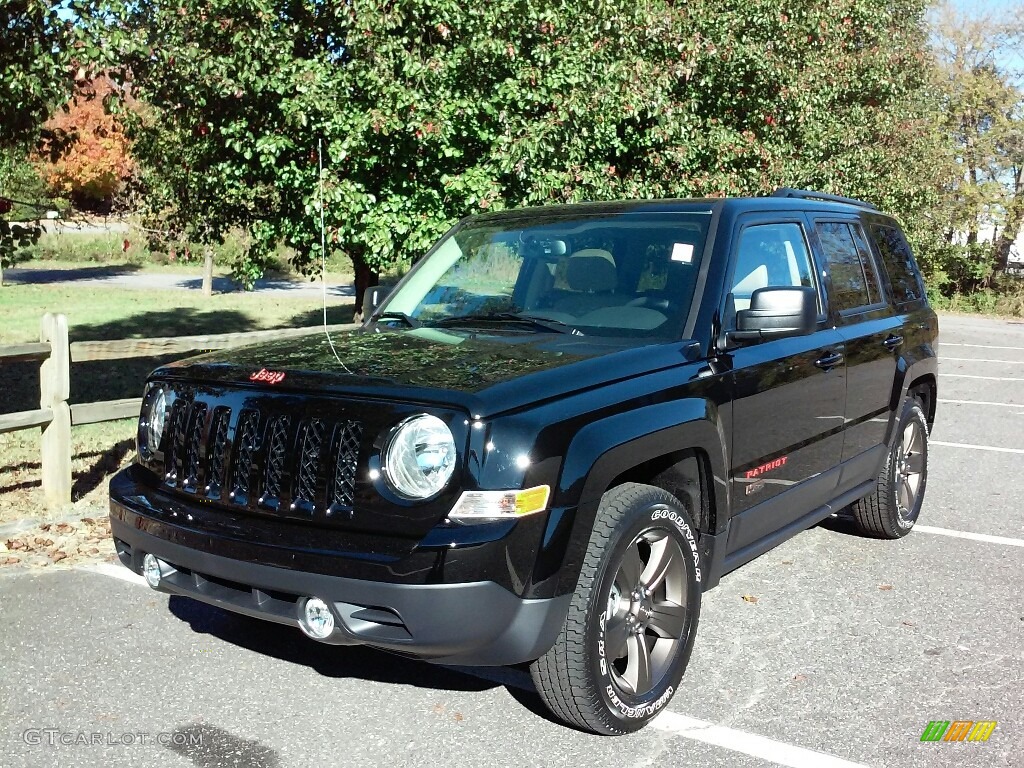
723, 214, 846, 557
807, 215, 902, 493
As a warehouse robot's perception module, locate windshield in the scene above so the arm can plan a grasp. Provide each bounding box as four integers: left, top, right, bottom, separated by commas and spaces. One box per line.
379, 209, 712, 338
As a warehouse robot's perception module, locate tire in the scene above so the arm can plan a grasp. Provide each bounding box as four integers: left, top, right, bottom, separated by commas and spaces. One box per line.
852, 398, 929, 539
530, 483, 702, 735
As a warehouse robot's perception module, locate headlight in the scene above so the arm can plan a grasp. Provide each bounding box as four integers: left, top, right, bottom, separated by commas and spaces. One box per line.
140, 387, 167, 456
382, 414, 457, 499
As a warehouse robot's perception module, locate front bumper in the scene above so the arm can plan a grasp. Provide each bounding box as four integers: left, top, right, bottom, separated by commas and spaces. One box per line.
109, 472, 572, 666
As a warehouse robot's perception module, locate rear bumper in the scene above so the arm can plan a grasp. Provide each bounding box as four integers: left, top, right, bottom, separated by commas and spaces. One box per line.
109, 485, 572, 666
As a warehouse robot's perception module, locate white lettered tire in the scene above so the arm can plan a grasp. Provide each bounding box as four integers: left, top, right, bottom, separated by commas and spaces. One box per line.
852, 398, 929, 539
530, 483, 702, 734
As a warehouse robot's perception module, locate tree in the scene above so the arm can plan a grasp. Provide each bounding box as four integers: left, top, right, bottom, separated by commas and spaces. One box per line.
86, 1, 944, 311
37, 75, 135, 211
1, 1, 102, 274
931, 1, 1024, 287
1, 1, 77, 149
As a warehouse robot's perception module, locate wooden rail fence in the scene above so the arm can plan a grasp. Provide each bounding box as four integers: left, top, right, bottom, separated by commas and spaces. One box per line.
0, 313, 357, 508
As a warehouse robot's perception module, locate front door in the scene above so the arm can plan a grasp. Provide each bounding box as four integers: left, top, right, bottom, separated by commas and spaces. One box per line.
721, 216, 847, 556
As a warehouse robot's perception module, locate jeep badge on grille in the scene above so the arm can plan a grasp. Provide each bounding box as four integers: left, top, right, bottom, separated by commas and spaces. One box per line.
249, 368, 286, 384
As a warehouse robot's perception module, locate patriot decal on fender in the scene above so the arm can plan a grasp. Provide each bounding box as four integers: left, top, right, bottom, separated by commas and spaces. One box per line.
745, 455, 788, 479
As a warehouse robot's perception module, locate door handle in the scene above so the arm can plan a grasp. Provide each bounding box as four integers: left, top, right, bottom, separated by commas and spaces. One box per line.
883, 334, 904, 350
814, 352, 844, 370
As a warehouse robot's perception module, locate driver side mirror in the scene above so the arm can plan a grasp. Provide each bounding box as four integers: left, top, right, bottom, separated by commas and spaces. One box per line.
729, 286, 817, 342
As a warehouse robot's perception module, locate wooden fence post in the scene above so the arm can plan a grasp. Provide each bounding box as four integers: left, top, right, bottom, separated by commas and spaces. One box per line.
39, 312, 72, 508
202, 246, 214, 297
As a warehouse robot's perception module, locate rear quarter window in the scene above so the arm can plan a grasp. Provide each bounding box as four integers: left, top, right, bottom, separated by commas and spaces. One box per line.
869, 224, 926, 305
814, 221, 882, 313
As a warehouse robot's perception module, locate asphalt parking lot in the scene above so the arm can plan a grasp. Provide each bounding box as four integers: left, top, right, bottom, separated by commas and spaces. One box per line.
1, 312, 1021, 768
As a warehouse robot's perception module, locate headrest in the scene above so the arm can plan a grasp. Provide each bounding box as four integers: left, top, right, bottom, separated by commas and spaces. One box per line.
565, 249, 617, 293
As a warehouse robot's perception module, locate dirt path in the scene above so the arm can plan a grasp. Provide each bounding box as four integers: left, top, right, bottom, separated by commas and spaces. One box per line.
3, 266, 356, 298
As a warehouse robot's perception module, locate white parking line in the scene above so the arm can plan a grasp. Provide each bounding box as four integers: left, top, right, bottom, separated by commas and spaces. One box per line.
943, 342, 1024, 351
931, 440, 1024, 454
914, 525, 1024, 548
649, 712, 870, 768
80, 562, 148, 586
443, 670, 872, 768
939, 373, 1024, 382
938, 398, 1024, 408
943, 356, 1024, 365
82, 561, 871, 768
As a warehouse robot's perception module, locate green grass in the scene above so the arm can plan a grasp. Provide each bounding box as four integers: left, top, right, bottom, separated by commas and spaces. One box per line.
0, 281, 355, 523
929, 283, 1024, 318
0, 283, 358, 416
23, 227, 269, 268
0, 234, 363, 524
0, 284, 356, 344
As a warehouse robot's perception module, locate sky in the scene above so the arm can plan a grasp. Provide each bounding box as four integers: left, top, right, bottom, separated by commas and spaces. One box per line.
949, 0, 1024, 73
952, 0, 1020, 12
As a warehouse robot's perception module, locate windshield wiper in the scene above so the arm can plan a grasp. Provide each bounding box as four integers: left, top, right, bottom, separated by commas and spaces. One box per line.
374, 311, 421, 328
427, 312, 579, 335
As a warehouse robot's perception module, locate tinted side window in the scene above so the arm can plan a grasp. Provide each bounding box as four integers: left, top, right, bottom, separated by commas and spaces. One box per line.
731, 222, 817, 300
726, 221, 820, 331
850, 224, 884, 304
870, 224, 925, 305
815, 222, 878, 312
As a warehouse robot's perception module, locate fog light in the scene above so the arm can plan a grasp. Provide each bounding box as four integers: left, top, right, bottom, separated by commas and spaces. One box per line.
142, 553, 163, 588
299, 597, 335, 640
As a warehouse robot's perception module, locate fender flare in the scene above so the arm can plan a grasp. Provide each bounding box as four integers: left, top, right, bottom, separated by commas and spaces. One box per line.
536, 398, 729, 596
886, 350, 937, 444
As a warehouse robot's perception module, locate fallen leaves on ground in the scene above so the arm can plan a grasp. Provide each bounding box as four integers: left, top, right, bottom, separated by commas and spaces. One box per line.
741, 594, 759, 604
1, 516, 114, 568
878, 584, 894, 591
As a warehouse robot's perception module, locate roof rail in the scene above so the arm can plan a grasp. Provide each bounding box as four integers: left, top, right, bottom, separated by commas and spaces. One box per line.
771, 187, 878, 211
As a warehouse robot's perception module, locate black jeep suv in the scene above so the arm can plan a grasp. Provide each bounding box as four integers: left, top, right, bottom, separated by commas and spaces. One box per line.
109, 189, 937, 735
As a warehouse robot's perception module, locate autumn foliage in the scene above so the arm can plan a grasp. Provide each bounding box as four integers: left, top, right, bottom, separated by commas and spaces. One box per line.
39, 76, 133, 209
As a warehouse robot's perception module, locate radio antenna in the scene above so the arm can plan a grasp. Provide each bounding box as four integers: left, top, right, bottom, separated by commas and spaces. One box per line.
319, 138, 351, 373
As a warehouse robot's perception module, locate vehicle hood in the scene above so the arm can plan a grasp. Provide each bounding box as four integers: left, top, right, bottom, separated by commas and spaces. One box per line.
152, 327, 694, 417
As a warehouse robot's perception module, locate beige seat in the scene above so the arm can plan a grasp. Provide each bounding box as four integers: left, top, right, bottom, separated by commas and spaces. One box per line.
552, 249, 619, 315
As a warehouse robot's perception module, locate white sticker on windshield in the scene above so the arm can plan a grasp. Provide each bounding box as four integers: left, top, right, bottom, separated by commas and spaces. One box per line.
671, 243, 694, 263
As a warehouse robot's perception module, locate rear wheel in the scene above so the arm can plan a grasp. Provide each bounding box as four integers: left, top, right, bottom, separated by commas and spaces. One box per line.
852, 398, 929, 538
530, 483, 702, 735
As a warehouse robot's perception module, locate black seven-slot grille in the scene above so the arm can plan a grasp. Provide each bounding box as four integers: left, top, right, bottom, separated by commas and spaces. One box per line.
163, 397, 363, 521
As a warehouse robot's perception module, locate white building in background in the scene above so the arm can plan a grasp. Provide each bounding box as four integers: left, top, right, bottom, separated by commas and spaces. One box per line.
953, 217, 1024, 269
978, 223, 1024, 270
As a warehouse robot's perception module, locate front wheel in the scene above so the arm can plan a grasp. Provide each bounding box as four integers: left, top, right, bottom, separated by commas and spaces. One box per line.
852, 398, 929, 538
530, 483, 702, 735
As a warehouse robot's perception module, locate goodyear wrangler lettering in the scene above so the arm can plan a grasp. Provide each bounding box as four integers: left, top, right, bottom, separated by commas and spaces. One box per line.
651, 509, 702, 583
